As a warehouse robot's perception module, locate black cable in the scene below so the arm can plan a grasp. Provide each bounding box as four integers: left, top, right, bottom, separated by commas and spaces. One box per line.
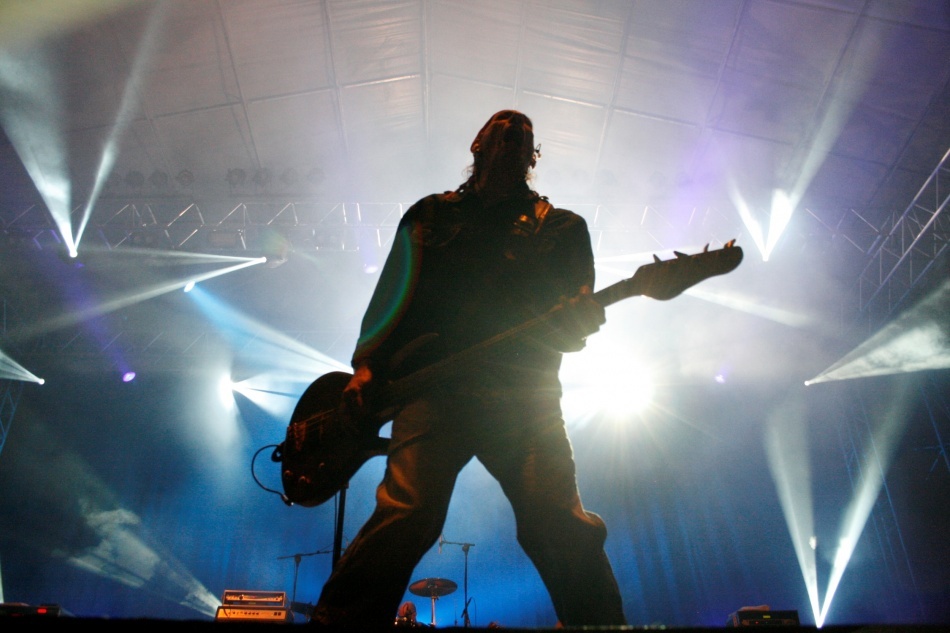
251, 443, 292, 505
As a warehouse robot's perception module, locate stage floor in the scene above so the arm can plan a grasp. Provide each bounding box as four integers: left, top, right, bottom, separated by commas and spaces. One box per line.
0, 617, 948, 633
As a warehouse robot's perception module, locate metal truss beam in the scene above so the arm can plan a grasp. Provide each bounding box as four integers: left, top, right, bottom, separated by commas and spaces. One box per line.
919, 374, 950, 476
835, 383, 924, 621
0, 379, 23, 458
856, 147, 950, 333
1, 299, 24, 458
1, 196, 745, 257
0, 199, 412, 256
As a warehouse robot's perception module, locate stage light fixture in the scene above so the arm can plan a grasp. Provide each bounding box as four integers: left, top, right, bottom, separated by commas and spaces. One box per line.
207, 229, 245, 250
124, 170, 145, 188
129, 229, 160, 249
122, 371, 136, 383
2, 229, 38, 250
306, 167, 324, 187
129, 231, 150, 247
280, 168, 299, 187
149, 169, 169, 189
226, 168, 246, 188
312, 228, 345, 250
175, 169, 194, 187
252, 168, 272, 188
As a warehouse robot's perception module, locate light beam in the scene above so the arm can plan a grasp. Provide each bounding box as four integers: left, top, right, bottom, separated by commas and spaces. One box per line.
0, 347, 44, 384
806, 279, 950, 384
12, 256, 267, 340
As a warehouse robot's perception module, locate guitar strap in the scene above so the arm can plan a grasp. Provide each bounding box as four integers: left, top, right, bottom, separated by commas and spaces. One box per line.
533, 197, 552, 234
505, 197, 552, 260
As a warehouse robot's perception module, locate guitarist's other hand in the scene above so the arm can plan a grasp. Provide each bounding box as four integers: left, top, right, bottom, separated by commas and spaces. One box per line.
547, 286, 605, 353
343, 365, 374, 412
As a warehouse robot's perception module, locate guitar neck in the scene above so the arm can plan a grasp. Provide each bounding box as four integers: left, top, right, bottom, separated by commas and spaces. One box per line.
593, 277, 642, 308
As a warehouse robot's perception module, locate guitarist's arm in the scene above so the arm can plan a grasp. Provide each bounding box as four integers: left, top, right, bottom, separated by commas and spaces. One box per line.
542, 285, 606, 353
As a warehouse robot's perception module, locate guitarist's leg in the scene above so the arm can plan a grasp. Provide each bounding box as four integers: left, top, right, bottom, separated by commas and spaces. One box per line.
478, 405, 626, 627
311, 397, 473, 627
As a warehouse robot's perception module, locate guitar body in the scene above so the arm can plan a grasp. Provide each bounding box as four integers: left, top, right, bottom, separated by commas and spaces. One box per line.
275, 371, 390, 507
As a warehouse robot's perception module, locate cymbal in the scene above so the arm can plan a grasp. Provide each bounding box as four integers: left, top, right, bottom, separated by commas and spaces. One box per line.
408, 577, 457, 597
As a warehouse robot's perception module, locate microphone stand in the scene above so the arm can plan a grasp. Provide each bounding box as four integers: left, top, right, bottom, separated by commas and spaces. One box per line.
277, 548, 332, 622
441, 536, 475, 627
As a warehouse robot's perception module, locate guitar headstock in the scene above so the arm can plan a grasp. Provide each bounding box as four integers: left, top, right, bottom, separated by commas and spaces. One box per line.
634, 240, 743, 300
597, 240, 743, 306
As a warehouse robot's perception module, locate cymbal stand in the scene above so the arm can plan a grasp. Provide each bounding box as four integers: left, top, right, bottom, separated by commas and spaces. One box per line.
428, 591, 438, 627
442, 536, 475, 627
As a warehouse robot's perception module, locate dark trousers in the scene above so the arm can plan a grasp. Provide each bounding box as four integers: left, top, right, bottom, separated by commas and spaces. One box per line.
312, 389, 626, 627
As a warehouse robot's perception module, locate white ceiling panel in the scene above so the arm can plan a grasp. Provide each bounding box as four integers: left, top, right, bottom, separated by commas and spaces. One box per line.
339, 76, 428, 199
245, 90, 342, 182
616, 0, 741, 124
522, 5, 625, 106
150, 104, 256, 189
223, 0, 332, 100
328, 0, 422, 86
139, 1, 240, 117
599, 109, 704, 205
428, 0, 524, 84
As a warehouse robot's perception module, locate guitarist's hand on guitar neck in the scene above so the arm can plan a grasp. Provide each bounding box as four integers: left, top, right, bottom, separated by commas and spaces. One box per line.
545, 285, 606, 352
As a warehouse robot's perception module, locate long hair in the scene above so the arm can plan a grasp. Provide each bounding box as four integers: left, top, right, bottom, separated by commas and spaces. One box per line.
455, 111, 537, 195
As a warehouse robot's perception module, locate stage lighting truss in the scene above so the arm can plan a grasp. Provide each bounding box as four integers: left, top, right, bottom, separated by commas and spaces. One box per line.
3, 193, 754, 259
1, 152, 944, 315
0, 198, 420, 257
856, 146, 950, 333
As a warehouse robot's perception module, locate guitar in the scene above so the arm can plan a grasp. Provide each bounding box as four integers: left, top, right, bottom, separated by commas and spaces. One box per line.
272, 241, 743, 507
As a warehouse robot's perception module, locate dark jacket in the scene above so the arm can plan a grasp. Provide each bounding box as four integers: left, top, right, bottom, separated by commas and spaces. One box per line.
352, 183, 595, 393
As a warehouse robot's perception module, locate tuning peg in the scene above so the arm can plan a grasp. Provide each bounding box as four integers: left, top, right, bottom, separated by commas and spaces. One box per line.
653, 254, 662, 263
673, 251, 687, 258
703, 243, 710, 252
725, 239, 736, 248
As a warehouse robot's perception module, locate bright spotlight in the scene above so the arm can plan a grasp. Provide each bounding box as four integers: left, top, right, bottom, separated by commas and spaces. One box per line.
38, 378, 45, 385
122, 371, 136, 383
218, 375, 235, 410
561, 344, 655, 420
765, 189, 795, 259
601, 366, 654, 417
731, 186, 795, 262
184, 280, 195, 293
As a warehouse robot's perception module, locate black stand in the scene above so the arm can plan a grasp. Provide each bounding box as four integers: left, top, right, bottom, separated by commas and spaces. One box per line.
442, 536, 475, 627
332, 484, 348, 568
277, 548, 331, 622
279, 484, 349, 623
